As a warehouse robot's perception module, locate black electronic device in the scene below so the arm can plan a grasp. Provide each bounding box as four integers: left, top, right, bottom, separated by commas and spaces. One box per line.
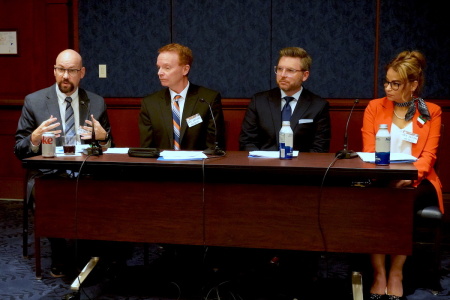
127, 148, 160, 158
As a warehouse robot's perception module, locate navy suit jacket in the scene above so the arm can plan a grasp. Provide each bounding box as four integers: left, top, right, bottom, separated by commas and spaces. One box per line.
14, 84, 112, 159
138, 83, 225, 150
239, 87, 331, 152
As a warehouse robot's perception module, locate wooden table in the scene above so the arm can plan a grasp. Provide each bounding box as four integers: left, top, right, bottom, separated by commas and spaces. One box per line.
23, 151, 417, 278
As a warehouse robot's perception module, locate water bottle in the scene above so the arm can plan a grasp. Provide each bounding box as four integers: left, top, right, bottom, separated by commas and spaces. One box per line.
375, 124, 390, 165
351, 271, 363, 300
279, 121, 293, 160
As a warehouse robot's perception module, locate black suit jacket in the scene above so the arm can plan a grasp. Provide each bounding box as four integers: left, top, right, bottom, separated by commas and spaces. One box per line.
139, 83, 225, 150
14, 84, 112, 159
239, 87, 331, 152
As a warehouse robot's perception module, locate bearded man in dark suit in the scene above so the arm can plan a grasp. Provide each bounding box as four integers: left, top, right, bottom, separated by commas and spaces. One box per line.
14, 49, 113, 278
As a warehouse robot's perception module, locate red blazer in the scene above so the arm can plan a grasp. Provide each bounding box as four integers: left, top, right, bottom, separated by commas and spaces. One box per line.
362, 97, 443, 213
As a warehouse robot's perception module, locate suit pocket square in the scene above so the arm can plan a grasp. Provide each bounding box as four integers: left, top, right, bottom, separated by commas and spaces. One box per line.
298, 119, 313, 124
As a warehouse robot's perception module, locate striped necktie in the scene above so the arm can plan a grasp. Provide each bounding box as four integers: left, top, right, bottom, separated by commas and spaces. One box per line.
65, 97, 76, 144
282, 96, 294, 122
172, 95, 182, 150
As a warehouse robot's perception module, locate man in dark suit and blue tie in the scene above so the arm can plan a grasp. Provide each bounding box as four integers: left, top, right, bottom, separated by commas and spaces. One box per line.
239, 47, 331, 153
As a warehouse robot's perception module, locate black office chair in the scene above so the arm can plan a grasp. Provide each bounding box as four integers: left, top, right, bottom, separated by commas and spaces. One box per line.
412, 123, 445, 294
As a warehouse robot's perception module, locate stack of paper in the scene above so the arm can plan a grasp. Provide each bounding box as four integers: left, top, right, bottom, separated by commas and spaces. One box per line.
159, 150, 207, 161
249, 151, 299, 158
356, 152, 417, 163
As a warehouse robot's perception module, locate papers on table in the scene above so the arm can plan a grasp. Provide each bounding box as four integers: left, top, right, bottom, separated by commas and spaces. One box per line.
103, 147, 129, 154
158, 150, 207, 161
56, 146, 131, 156
357, 152, 417, 163
249, 151, 299, 158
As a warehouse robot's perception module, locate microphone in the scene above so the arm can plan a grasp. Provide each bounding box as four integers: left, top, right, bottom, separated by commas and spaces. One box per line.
83, 115, 103, 156
199, 98, 225, 156
335, 99, 359, 159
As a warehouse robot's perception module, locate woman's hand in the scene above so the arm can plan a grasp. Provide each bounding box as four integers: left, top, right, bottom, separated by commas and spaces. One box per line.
391, 180, 413, 188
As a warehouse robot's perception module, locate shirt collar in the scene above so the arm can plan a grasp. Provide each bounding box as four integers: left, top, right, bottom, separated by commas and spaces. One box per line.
280, 87, 303, 101
56, 85, 79, 105
170, 81, 190, 101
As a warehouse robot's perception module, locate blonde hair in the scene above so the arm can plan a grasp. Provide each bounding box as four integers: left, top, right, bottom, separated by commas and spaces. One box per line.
386, 50, 426, 96
278, 47, 312, 71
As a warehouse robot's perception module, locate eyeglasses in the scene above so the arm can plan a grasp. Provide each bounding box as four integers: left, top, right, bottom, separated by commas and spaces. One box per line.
274, 66, 305, 77
54, 67, 81, 76
383, 80, 402, 91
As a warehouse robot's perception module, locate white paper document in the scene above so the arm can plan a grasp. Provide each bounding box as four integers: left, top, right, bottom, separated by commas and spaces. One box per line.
357, 152, 417, 163
158, 150, 207, 161
249, 151, 299, 158
103, 147, 129, 154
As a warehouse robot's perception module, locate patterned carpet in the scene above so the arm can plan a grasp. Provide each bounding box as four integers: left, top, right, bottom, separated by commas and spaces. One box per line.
1, 199, 449, 300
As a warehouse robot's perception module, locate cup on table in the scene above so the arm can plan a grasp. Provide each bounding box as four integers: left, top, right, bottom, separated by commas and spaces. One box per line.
63, 134, 76, 155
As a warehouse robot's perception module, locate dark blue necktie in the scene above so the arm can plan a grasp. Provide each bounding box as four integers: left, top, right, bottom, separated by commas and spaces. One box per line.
65, 97, 76, 144
282, 96, 294, 122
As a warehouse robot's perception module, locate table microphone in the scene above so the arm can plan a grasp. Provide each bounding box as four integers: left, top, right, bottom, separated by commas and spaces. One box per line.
335, 99, 359, 159
83, 115, 103, 156
199, 98, 225, 156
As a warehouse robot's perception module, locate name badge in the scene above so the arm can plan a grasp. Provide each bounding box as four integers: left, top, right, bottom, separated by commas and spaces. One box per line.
401, 130, 419, 144
186, 113, 203, 127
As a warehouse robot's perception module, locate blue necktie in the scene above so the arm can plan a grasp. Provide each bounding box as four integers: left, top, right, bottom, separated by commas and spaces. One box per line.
64, 97, 76, 144
282, 96, 294, 122
172, 95, 181, 150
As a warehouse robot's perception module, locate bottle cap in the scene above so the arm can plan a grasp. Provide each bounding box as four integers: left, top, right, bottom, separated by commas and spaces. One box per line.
379, 124, 388, 129
282, 121, 290, 125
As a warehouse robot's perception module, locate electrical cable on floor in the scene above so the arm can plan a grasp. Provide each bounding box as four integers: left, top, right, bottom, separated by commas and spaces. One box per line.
65, 154, 94, 300
317, 154, 341, 278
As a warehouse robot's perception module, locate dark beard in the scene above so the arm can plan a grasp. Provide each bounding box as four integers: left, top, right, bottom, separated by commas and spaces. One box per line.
58, 81, 74, 94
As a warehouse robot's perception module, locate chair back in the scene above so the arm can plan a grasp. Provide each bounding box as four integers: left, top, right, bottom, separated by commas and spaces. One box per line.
434, 123, 444, 176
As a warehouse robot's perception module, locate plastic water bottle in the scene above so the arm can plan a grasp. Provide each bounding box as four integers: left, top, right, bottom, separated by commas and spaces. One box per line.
351, 271, 363, 300
375, 124, 390, 165
279, 121, 294, 160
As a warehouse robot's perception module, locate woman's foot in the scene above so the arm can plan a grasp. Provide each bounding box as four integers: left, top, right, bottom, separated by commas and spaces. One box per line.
370, 273, 387, 295
387, 273, 403, 298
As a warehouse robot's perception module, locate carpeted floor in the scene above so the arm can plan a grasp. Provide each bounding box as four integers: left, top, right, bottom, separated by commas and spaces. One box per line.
1, 199, 449, 300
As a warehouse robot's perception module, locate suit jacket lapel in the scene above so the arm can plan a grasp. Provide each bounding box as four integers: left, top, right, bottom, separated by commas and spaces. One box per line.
78, 88, 90, 126
46, 85, 62, 123
181, 85, 200, 141
159, 89, 174, 146
268, 89, 282, 144
412, 112, 430, 157
45, 85, 64, 145
291, 92, 312, 131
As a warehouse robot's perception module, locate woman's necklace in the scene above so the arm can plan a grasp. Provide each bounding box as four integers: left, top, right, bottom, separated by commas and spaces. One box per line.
393, 109, 405, 120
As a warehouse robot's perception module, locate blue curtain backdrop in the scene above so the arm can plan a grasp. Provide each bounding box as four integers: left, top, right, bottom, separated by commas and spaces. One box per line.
78, 0, 449, 100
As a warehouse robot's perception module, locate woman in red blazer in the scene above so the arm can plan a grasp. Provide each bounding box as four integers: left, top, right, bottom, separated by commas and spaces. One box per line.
362, 50, 442, 300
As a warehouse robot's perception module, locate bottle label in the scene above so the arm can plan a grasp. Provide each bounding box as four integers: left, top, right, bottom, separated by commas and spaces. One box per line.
375, 152, 390, 165
375, 136, 391, 152
279, 143, 293, 160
